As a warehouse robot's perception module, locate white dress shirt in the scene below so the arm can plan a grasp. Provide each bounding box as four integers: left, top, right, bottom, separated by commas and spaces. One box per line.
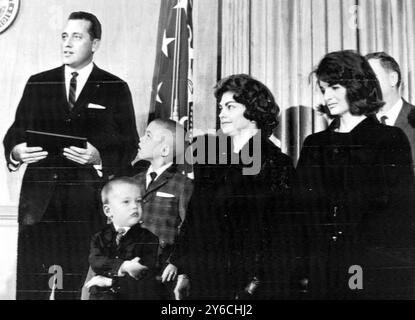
64, 62, 94, 101
66, 62, 103, 176
146, 162, 173, 188
377, 98, 403, 126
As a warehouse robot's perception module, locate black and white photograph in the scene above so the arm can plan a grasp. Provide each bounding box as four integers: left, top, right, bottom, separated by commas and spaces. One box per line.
1, 0, 415, 305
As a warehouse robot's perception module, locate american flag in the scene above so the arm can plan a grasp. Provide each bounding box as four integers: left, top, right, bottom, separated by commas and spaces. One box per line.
149, 0, 194, 138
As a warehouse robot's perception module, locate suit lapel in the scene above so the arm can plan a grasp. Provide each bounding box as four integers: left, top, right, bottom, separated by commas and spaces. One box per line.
122, 223, 142, 243
395, 100, 411, 130
102, 224, 116, 247
71, 64, 102, 114
121, 224, 146, 254
144, 165, 176, 196
55, 66, 70, 114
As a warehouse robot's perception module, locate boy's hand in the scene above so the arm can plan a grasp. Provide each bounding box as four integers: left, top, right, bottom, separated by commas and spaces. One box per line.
120, 257, 149, 280
174, 274, 190, 300
84, 275, 112, 288
161, 263, 178, 283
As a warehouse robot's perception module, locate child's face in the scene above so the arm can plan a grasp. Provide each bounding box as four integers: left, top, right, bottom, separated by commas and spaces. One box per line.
138, 122, 172, 161
104, 183, 143, 228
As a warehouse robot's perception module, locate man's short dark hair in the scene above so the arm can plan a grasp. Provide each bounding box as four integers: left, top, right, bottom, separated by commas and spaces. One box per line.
314, 50, 384, 117
68, 11, 102, 40
365, 51, 402, 88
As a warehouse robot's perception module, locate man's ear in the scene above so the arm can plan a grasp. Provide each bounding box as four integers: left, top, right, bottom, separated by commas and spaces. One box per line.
103, 204, 111, 217
389, 71, 399, 88
92, 39, 101, 53
160, 144, 170, 158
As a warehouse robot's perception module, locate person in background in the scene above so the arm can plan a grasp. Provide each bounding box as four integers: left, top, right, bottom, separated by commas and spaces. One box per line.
365, 52, 415, 167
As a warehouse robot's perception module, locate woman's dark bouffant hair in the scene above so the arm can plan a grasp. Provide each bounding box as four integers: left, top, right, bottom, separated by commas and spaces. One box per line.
214, 74, 280, 137
314, 50, 384, 116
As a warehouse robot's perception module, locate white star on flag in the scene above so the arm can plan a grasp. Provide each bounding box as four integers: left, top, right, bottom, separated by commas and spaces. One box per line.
173, 0, 188, 14
156, 82, 163, 103
162, 30, 175, 57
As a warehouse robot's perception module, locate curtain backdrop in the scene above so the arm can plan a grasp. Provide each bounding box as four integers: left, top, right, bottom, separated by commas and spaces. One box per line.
194, 0, 415, 163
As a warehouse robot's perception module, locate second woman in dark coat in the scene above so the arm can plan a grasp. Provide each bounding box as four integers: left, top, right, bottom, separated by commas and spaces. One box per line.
296, 50, 415, 299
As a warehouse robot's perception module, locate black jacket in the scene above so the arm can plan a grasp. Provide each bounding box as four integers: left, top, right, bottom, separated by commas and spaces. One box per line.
3, 65, 139, 224
296, 116, 415, 298
395, 100, 415, 166
89, 223, 159, 300
171, 133, 295, 299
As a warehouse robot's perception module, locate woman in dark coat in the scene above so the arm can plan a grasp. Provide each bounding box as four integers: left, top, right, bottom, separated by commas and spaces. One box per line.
170, 74, 295, 299
296, 50, 415, 299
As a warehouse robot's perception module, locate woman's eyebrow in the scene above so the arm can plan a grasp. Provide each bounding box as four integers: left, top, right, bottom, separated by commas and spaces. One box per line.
224, 100, 236, 106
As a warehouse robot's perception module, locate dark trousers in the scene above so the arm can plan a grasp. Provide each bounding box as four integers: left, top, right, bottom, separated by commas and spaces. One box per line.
16, 183, 104, 300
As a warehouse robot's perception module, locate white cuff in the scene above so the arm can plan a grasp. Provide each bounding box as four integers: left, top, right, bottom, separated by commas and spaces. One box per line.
8, 153, 21, 172
117, 264, 126, 277
93, 164, 103, 178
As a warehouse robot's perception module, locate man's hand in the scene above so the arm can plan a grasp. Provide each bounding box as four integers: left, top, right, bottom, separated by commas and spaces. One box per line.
161, 263, 178, 283
174, 274, 190, 300
84, 275, 112, 288
63, 142, 101, 165
11, 142, 48, 164
119, 257, 149, 280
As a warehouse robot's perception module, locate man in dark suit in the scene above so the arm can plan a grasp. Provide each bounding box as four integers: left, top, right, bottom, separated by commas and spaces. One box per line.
366, 52, 415, 164
3, 11, 139, 299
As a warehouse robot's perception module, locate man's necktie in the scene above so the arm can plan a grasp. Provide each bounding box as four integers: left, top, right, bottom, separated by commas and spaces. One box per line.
147, 172, 157, 190
68, 71, 79, 110
380, 115, 388, 125
116, 228, 126, 246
